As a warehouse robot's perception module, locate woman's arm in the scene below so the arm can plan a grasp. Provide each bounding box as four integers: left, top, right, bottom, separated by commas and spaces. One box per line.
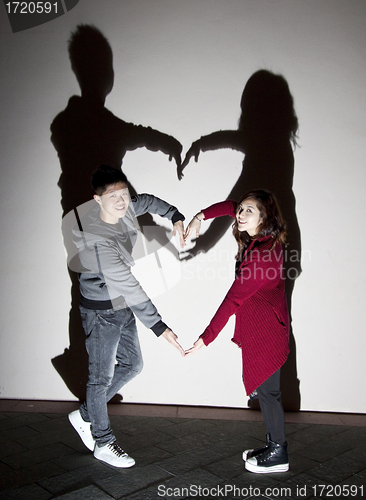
200, 245, 278, 346
183, 211, 205, 241
184, 264, 266, 354
184, 200, 236, 242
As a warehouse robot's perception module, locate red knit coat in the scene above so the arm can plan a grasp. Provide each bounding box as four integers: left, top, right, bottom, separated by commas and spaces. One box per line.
200, 200, 290, 395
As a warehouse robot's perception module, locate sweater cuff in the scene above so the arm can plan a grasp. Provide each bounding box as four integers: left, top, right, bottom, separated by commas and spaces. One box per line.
201, 208, 209, 220
199, 332, 211, 346
151, 320, 168, 336
171, 211, 185, 225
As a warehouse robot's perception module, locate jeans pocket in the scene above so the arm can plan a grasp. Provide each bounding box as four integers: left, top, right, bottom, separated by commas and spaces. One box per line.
80, 308, 96, 336
96, 309, 120, 328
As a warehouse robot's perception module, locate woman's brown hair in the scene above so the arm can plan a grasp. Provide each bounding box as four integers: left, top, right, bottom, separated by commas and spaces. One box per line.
233, 189, 287, 255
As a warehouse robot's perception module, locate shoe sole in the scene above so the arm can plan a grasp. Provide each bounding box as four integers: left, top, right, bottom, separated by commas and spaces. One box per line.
242, 449, 253, 461
68, 412, 95, 451
94, 454, 135, 468
245, 461, 289, 474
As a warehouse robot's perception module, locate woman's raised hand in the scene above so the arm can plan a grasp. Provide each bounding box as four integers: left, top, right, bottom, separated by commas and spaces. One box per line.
184, 337, 205, 356
184, 212, 204, 241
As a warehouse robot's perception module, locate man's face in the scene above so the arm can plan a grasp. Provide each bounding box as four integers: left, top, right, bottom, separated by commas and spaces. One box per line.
94, 182, 129, 224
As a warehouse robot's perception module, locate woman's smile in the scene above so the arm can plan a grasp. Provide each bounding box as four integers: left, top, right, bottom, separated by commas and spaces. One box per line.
236, 198, 261, 236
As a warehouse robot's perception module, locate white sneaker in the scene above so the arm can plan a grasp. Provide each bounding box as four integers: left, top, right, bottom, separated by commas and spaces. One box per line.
68, 410, 95, 451
94, 441, 135, 468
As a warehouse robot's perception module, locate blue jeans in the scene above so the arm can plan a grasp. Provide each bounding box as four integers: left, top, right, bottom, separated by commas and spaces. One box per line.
79, 306, 143, 446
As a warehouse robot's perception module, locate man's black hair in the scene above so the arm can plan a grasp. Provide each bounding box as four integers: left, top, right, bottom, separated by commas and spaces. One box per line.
91, 165, 128, 195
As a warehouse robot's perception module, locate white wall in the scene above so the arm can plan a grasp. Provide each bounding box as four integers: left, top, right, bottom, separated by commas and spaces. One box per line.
1, 0, 365, 413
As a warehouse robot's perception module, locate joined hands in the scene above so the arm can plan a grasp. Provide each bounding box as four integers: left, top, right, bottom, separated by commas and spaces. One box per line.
162, 329, 204, 357
184, 337, 205, 356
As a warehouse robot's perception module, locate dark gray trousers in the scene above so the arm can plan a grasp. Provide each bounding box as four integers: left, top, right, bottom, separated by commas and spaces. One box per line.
256, 368, 286, 445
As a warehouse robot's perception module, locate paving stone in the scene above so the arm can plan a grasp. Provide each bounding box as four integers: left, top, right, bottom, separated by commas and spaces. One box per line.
52, 450, 95, 471
37, 462, 114, 495
56, 484, 114, 499
127, 444, 173, 467
27, 416, 71, 434
0, 482, 53, 500
107, 414, 137, 429
208, 419, 263, 435
0, 461, 18, 490
306, 454, 365, 484
43, 413, 70, 419
135, 416, 183, 430
0, 440, 27, 458
295, 439, 346, 463
203, 420, 267, 442
154, 446, 223, 475
339, 470, 366, 490
220, 472, 279, 498
0, 460, 66, 492
148, 467, 223, 500
273, 472, 332, 499
158, 419, 219, 438
289, 424, 350, 446
353, 467, 366, 479
93, 472, 138, 498
156, 431, 217, 454
0, 425, 40, 444
286, 434, 310, 454
95, 464, 174, 498
1, 442, 76, 470
109, 415, 177, 435
114, 429, 175, 453
284, 452, 318, 475
294, 426, 366, 464
19, 426, 78, 450
0, 413, 49, 432
159, 417, 186, 424
202, 451, 247, 480
331, 426, 366, 452
124, 489, 166, 500
209, 435, 257, 458
285, 422, 314, 434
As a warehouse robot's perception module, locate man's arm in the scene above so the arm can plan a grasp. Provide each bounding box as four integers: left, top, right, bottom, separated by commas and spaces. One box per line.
132, 193, 185, 247
88, 241, 184, 354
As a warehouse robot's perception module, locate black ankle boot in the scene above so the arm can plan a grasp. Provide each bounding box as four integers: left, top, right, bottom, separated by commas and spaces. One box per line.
245, 438, 289, 474
242, 433, 270, 461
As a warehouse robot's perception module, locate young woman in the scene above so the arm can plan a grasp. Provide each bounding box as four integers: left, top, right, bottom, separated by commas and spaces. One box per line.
184, 189, 290, 474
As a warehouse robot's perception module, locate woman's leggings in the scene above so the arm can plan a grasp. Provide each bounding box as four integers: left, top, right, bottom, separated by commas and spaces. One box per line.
256, 368, 286, 445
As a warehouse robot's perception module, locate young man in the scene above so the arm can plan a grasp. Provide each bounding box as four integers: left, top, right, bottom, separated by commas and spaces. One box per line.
68, 165, 185, 467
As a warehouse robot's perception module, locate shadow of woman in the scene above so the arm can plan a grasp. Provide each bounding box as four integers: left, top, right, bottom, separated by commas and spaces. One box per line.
50, 25, 183, 401
181, 70, 301, 411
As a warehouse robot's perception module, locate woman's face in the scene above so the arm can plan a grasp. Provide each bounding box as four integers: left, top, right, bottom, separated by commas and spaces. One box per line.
236, 198, 262, 236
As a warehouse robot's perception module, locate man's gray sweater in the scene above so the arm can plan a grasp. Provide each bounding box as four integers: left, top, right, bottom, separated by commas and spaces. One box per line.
72, 193, 184, 336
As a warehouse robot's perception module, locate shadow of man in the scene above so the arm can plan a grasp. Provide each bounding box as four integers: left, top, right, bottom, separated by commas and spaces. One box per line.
50, 25, 182, 401
181, 70, 301, 411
